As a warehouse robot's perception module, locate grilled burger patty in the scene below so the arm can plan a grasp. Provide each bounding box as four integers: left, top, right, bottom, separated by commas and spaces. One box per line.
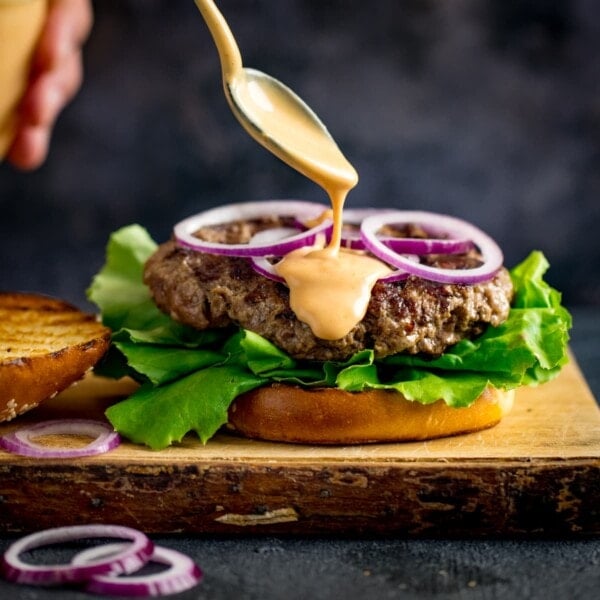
144, 219, 513, 362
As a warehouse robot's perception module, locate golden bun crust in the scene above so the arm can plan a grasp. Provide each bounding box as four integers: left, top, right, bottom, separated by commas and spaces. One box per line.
228, 384, 514, 444
0, 292, 111, 423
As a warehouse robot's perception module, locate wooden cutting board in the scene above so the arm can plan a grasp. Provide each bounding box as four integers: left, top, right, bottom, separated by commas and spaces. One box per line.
1, 354, 599, 537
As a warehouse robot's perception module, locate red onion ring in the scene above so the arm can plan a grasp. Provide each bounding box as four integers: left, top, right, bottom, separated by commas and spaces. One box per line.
72, 543, 203, 596
1, 525, 154, 585
248, 226, 323, 283
376, 255, 421, 283
174, 203, 503, 286
250, 256, 284, 282
384, 237, 475, 255
375, 270, 409, 283
245, 221, 464, 285
360, 211, 504, 284
342, 231, 475, 254
0, 419, 121, 459
340, 208, 475, 254
174, 200, 332, 257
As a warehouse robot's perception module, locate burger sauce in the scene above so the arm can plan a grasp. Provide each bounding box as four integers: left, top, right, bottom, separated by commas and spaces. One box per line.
203, 3, 390, 339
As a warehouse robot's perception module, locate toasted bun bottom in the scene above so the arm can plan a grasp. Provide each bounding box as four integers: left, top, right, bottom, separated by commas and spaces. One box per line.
228, 384, 515, 444
0, 293, 111, 423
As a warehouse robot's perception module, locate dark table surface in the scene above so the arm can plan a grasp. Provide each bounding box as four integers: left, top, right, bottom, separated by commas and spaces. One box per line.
0, 307, 598, 599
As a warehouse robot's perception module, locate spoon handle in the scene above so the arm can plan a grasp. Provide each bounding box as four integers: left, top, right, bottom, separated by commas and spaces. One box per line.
194, 0, 243, 83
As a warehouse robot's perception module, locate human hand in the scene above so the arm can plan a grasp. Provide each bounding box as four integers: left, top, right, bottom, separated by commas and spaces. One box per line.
7, 0, 93, 170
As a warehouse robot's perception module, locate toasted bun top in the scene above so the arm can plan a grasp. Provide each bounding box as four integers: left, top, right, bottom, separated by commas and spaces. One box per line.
0, 293, 111, 422
228, 384, 514, 444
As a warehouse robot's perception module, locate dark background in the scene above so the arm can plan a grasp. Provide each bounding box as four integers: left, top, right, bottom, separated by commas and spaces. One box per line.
1, 0, 598, 309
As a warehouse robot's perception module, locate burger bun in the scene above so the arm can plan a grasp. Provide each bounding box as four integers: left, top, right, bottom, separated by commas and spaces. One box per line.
228, 384, 514, 444
0, 293, 111, 423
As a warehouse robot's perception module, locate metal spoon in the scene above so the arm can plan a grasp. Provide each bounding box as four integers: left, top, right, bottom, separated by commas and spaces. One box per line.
193, 0, 358, 191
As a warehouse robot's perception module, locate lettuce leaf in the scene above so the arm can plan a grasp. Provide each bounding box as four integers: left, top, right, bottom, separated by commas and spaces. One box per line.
88, 226, 571, 449
105, 365, 265, 448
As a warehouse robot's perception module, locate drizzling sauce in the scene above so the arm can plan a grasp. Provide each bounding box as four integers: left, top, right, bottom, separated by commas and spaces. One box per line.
199, 0, 387, 339
276, 245, 391, 340
274, 185, 392, 340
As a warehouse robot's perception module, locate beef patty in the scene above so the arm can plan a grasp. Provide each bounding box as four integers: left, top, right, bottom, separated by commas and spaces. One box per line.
144, 219, 513, 361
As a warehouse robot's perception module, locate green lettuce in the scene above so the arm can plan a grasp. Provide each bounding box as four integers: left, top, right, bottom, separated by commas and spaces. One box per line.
88, 225, 572, 449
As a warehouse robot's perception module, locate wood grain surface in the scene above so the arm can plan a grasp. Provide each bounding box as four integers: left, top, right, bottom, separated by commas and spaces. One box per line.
1, 354, 598, 537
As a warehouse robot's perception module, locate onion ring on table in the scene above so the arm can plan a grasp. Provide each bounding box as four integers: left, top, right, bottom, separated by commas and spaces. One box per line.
71, 543, 203, 597
1, 525, 154, 585
0, 419, 121, 459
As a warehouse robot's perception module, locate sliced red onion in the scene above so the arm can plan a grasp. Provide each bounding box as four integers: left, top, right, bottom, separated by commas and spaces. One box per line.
384, 237, 474, 255
0, 419, 121, 459
340, 208, 474, 254
376, 255, 421, 283
248, 225, 326, 255
360, 211, 503, 284
248, 226, 323, 283
250, 256, 284, 282
178, 203, 504, 286
246, 225, 422, 285
174, 200, 331, 257
1, 525, 154, 585
249, 226, 302, 248
72, 543, 202, 597
342, 232, 474, 255
339, 209, 440, 282
376, 269, 409, 283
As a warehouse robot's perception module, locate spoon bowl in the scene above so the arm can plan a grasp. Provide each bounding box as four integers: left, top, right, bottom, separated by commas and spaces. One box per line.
194, 0, 358, 191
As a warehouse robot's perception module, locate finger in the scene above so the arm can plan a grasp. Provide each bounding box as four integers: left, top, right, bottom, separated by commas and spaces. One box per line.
10, 49, 83, 170
20, 50, 83, 127
6, 125, 50, 171
33, 0, 93, 73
